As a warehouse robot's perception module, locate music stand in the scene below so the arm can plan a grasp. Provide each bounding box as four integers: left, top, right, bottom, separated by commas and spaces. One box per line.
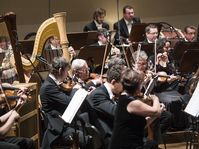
78, 45, 111, 66
126, 43, 154, 67
173, 41, 199, 63
67, 31, 98, 50
178, 49, 199, 73
129, 23, 162, 42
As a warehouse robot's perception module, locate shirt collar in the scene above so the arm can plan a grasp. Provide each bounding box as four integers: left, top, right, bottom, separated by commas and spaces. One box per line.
98, 41, 105, 46
49, 74, 62, 86
94, 20, 103, 29
104, 82, 114, 100
124, 18, 133, 25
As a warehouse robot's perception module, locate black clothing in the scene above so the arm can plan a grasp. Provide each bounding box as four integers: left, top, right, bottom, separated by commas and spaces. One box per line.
113, 17, 141, 45
109, 95, 146, 149
86, 84, 117, 148
40, 76, 87, 149
83, 21, 109, 32
0, 136, 35, 149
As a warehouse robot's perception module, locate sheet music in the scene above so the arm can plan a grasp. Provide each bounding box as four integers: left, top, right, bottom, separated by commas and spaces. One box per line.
61, 88, 88, 124
184, 81, 199, 117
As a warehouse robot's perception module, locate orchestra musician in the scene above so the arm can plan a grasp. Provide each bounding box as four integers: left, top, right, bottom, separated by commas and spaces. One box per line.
0, 87, 35, 149
132, 50, 172, 145
90, 28, 121, 58
86, 64, 124, 149
183, 25, 197, 42
109, 68, 164, 149
144, 24, 159, 43
71, 58, 102, 92
113, 5, 141, 45
83, 8, 109, 32
40, 57, 90, 149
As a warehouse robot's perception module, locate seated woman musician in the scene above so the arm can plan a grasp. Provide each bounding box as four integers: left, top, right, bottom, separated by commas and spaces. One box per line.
147, 38, 179, 92
109, 68, 165, 149
0, 87, 35, 149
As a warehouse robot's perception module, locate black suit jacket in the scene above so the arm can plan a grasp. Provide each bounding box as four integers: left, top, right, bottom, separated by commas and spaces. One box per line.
83, 21, 109, 32
113, 17, 141, 44
86, 84, 116, 140
40, 76, 72, 149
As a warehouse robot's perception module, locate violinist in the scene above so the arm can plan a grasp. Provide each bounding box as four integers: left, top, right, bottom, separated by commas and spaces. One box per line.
0, 88, 35, 149
148, 39, 179, 92
86, 65, 124, 149
71, 58, 102, 92
109, 68, 164, 149
40, 57, 91, 149
132, 50, 172, 145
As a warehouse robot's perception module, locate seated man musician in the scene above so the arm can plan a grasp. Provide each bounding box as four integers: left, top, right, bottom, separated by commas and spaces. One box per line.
86, 64, 124, 149
71, 58, 102, 93
40, 57, 91, 149
144, 24, 159, 43
0, 87, 35, 149
183, 25, 197, 42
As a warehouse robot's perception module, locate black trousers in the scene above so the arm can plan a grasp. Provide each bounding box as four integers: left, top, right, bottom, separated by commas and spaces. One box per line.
0, 136, 35, 149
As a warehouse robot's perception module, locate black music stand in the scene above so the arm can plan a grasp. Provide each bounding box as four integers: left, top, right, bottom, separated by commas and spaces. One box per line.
78, 45, 111, 73
128, 23, 162, 42
67, 31, 98, 50
125, 43, 154, 67
178, 49, 199, 73
173, 41, 199, 63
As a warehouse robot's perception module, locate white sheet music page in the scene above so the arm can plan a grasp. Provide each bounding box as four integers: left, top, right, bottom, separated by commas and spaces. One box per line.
184, 81, 199, 117
61, 88, 88, 124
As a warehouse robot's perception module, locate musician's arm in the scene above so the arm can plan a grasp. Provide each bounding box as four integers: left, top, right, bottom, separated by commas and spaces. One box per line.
127, 95, 163, 117
0, 110, 19, 136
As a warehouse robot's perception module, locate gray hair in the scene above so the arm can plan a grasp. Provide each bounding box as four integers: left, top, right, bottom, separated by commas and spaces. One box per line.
71, 59, 87, 71
133, 50, 148, 61
108, 57, 126, 68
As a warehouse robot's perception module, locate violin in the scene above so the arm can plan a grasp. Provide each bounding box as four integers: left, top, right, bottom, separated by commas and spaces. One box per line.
60, 77, 76, 92
0, 84, 31, 110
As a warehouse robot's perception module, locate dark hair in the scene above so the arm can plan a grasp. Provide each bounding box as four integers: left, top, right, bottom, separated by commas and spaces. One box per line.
156, 38, 167, 52
121, 69, 143, 94
106, 65, 122, 83
145, 24, 158, 33
97, 28, 109, 37
93, 8, 106, 19
123, 5, 134, 13
184, 25, 197, 33
50, 57, 70, 75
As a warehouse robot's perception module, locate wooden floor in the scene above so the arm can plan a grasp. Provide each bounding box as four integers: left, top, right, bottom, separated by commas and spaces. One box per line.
159, 142, 187, 149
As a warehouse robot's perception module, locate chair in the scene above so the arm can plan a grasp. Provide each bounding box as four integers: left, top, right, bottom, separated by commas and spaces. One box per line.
162, 129, 192, 149
78, 112, 104, 149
